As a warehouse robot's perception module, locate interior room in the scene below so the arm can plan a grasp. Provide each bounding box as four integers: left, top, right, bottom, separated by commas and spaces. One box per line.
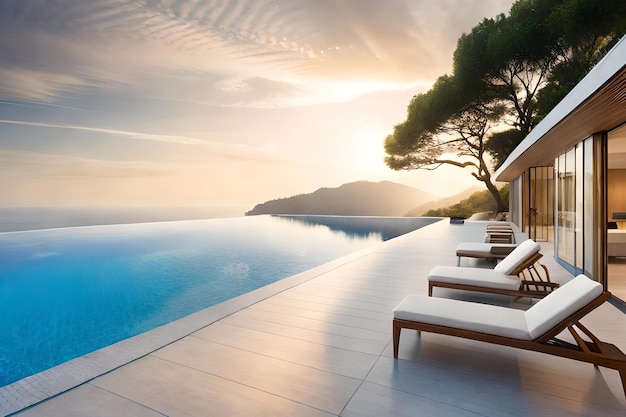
607, 123, 626, 302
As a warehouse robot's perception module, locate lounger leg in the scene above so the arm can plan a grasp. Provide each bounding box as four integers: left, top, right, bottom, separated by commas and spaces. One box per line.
393, 320, 401, 358
619, 365, 626, 397
428, 282, 433, 297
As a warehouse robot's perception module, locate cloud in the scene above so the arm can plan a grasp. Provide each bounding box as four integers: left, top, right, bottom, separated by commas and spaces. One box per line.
0, 119, 215, 145
0, 1, 518, 208
0, 68, 89, 103
0, 118, 289, 165
0, 0, 515, 107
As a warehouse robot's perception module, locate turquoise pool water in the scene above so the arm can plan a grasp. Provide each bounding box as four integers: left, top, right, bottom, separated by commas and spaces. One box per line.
0, 215, 436, 387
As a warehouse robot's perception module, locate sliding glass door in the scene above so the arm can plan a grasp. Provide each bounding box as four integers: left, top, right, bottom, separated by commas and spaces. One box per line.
527, 166, 553, 242
554, 136, 596, 278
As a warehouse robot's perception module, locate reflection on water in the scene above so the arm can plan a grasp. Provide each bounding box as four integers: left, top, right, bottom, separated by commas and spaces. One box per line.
273, 215, 441, 241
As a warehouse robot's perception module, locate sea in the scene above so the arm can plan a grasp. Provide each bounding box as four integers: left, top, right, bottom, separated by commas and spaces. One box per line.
0, 205, 248, 232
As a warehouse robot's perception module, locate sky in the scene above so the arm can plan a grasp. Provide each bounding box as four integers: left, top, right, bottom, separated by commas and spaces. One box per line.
0, 0, 516, 209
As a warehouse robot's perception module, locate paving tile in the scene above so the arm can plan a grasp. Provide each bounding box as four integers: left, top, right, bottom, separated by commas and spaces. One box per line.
92, 356, 335, 417
14, 384, 165, 417
227, 307, 388, 342
366, 355, 532, 415
341, 381, 484, 417
516, 351, 626, 408
366, 355, 626, 417
247, 302, 390, 332
220, 313, 388, 355
150, 337, 361, 415
193, 321, 379, 379
254, 296, 390, 321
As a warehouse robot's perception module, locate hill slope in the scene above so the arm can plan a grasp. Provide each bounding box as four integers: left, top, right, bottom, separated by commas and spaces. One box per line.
245, 181, 435, 217
404, 186, 483, 216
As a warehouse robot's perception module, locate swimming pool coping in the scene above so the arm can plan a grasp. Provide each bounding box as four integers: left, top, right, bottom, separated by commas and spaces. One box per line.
0, 227, 413, 417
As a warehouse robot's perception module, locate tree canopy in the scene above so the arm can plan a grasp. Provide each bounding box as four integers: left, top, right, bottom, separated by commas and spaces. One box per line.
384, 0, 626, 209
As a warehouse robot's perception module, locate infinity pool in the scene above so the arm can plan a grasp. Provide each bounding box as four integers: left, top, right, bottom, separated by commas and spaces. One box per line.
0, 215, 436, 387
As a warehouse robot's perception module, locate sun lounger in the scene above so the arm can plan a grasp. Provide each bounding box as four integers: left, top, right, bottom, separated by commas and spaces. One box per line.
429, 239, 559, 298
456, 224, 522, 265
486, 224, 514, 230
455, 241, 518, 265
393, 275, 626, 397
484, 223, 516, 243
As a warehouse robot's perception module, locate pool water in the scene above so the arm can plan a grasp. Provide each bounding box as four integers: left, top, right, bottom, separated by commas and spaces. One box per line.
0, 215, 436, 387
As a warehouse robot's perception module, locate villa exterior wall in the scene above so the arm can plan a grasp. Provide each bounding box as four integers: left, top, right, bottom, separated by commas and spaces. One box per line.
496, 38, 626, 289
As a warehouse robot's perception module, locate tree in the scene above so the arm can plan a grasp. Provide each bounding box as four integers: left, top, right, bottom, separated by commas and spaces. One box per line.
484, 129, 525, 170
385, 75, 507, 213
452, 4, 557, 167
385, 0, 626, 198
483, 0, 626, 164
454, 9, 551, 137
385, 10, 550, 213
534, 0, 626, 120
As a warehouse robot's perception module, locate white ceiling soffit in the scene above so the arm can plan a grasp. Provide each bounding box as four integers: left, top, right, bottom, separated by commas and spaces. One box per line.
495, 36, 626, 182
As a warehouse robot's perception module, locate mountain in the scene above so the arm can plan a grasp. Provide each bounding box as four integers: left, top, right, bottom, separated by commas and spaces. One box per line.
245, 181, 435, 217
403, 186, 483, 216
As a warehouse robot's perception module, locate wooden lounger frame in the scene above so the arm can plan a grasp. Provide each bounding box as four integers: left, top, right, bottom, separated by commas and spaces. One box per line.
456, 224, 517, 263
393, 292, 626, 397
456, 244, 517, 265
485, 231, 515, 244
429, 252, 560, 299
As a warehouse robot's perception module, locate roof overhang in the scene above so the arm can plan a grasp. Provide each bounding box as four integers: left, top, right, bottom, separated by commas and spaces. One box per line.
495, 37, 626, 182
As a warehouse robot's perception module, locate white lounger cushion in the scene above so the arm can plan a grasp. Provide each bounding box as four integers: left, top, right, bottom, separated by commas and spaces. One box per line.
486, 224, 513, 230
456, 242, 517, 257
493, 239, 540, 275
393, 275, 602, 341
524, 274, 602, 339
393, 294, 531, 339
427, 266, 521, 290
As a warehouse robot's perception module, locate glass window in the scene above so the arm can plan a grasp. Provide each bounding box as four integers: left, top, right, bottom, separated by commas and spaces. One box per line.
554, 138, 594, 275
583, 137, 594, 276
557, 150, 576, 265
575, 144, 584, 271
526, 166, 553, 242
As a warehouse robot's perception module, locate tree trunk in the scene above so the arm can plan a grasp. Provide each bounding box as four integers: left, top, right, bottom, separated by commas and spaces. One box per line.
483, 177, 506, 214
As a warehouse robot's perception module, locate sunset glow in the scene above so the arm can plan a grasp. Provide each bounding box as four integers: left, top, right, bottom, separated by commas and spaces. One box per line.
0, 0, 514, 208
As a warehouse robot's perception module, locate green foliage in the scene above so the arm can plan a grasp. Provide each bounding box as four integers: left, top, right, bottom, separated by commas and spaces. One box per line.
423, 185, 509, 218
384, 0, 626, 199
384, 76, 467, 171
533, 0, 626, 121
485, 129, 526, 170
